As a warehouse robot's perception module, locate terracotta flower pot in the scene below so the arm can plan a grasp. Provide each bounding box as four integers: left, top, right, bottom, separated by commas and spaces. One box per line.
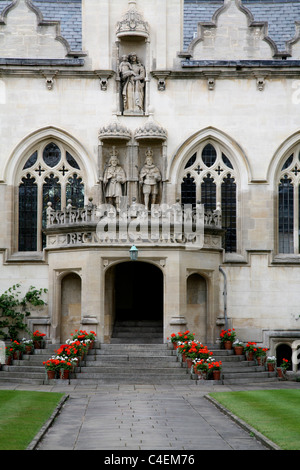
246, 351, 254, 361
47, 370, 56, 380
25, 345, 32, 355
267, 362, 275, 372
6, 356, 12, 365
224, 341, 232, 350
277, 367, 285, 378
234, 346, 244, 355
195, 370, 207, 380
213, 370, 221, 380
60, 369, 69, 380
33, 341, 41, 349
182, 353, 187, 362
186, 358, 193, 369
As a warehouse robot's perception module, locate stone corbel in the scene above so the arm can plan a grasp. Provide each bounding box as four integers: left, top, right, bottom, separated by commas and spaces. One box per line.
94, 71, 114, 91
255, 76, 266, 91
151, 71, 171, 91
41, 70, 58, 90
203, 72, 220, 90
207, 77, 215, 90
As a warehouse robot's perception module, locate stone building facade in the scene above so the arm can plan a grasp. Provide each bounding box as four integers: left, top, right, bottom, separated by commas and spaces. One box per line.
0, 0, 300, 368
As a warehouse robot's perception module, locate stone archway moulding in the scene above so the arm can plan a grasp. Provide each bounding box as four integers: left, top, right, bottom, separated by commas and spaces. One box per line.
167, 126, 251, 188
3, 126, 97, 186
267, 130, 300, 188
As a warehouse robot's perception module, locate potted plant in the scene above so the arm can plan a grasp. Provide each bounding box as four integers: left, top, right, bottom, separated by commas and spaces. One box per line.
71, 329, 97, 349
232, 340, 244, 355
43, 358, 60, 380
244, 342, 257, 361
21, 338, 34, 355
176, 341, 191, 362
58, 359, 72, 379
209, 361, 222, 381
185, 341, 204, 368
10, 340, 25, 359
5, 346, 13, 365
169, 331, 195, 350
220, 328, 236, 350
254, 346, 268, 366
266, 356, 276, 372
277, 358, 290, 378
194, 359, 209, 380
32, 330, 46, 349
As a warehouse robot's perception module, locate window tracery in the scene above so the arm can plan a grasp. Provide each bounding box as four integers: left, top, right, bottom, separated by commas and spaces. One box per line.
277, 148, 300, 254
180, 142, 237, 252
18, 141, 85, 252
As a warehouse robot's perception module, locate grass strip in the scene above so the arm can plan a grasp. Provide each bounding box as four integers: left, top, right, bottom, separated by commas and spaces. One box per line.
0, 390, 65, 450
209, 389, 300, 450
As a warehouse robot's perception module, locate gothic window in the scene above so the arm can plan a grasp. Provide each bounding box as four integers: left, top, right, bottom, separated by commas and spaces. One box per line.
277, 151, 300, 253
181, 142, 237, 252
18, 141, 85, 252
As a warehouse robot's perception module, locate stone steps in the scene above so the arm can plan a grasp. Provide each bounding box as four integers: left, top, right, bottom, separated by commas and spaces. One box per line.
110, 321, 163, 344
0, 337, 280, 385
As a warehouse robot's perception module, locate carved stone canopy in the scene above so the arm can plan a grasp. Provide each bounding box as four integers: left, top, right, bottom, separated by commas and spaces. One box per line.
98, 118, 132, 141
134, 117, 167, 141
116, 0, 149, 38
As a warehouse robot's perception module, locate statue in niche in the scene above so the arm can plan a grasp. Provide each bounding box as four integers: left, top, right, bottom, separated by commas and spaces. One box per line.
119, 52, 145, 114
103, 147, 126, 211
139, 148, 162, 210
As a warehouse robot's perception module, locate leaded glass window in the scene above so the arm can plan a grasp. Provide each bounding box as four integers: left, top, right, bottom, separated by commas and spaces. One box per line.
18, 175, 37, 251
180, 142, 237, 252
18, 141, 85, 252
277, 150, 300, 254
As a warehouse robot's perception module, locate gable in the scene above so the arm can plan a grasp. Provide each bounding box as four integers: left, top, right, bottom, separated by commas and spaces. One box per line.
0, 0, 70, 59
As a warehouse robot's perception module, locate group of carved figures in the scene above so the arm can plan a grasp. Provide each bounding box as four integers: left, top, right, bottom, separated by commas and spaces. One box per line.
102, 147, 161, 211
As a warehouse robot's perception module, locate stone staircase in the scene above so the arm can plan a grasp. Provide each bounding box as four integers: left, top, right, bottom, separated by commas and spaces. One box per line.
110, 320, 164, 344
0, 339, 279, 386
0, 321, 278, 385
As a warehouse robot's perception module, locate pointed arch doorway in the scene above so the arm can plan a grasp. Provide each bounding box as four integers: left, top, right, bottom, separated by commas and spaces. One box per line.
106, 261, 164, 343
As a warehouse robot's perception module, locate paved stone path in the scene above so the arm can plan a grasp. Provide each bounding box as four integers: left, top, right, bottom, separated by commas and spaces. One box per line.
33, 383, 268, 451
2, 380, 297, 451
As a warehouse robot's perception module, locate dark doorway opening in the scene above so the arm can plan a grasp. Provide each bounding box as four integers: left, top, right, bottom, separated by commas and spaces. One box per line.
276, 344, 292, 370
114, 261, 163, 322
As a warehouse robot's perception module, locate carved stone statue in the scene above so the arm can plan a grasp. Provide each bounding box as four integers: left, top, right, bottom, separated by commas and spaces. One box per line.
120, 52, 145, 114
139, 148, 161, 210
103, 147, 126, 211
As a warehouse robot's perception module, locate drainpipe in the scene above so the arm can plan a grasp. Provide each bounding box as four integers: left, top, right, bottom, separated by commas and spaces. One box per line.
219, 266, 228, 330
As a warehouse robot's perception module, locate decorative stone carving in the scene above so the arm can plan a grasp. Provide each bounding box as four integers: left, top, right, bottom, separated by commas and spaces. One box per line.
103, 147, 126, 211
139, 148, 162, 210
120, 52, 145, 114
256, 77, 265, 91
98, 119, 132, 141
134, 117, 167, 141
116, 1, 149, 39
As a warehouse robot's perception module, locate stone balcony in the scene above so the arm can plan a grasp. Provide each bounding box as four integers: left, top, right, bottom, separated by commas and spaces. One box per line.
45, 198, 223, 251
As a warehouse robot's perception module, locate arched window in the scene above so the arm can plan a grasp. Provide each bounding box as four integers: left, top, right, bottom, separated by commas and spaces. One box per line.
181, 142, 237, 252
277, 150, 300, 254
18, 141, 85, 252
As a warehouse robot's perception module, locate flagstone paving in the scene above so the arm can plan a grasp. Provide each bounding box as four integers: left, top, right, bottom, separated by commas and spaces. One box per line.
1, 380, 298, 451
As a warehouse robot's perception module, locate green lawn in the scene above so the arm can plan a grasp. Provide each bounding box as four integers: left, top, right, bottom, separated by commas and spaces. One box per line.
209, 389, 300, 450
0, 390, 65, 450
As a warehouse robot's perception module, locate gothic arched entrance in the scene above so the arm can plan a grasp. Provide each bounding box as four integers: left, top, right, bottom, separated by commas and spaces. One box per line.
105, 261, 164, 343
